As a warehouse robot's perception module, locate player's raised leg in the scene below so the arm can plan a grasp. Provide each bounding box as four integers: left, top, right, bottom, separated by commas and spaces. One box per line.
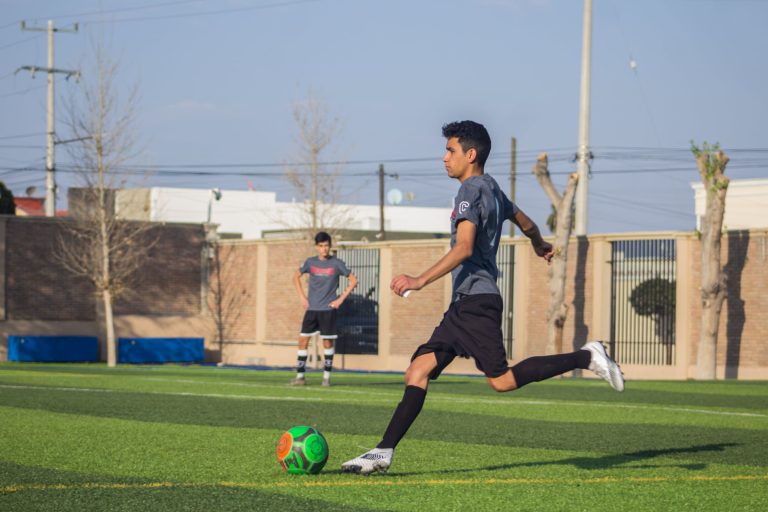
341, 352, 439, 474
485, 342, 623, 392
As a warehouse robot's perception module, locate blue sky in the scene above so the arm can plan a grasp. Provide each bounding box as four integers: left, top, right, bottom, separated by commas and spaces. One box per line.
1, 0, 766, 233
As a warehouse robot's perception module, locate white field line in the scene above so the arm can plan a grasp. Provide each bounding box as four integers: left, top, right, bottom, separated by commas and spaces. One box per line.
0, 384, 326, 403
138, 377, 768, 419
1, 381, 766, 419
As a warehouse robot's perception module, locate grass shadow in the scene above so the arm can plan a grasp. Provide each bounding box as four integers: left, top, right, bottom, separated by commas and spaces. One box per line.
394, 443, 738, 476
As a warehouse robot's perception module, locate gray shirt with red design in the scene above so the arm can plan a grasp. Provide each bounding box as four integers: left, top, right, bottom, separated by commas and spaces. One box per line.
299, 256, 351, 311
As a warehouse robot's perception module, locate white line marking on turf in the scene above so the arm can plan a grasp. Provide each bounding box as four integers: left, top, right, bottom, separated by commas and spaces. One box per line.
0, 384, 326, 403
134, 377, 768, 418
2, 382, 765, 419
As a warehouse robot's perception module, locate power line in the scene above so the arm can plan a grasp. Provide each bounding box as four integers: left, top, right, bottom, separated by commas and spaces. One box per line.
23, 0, 222, 23
84, 0, 321, 25
0, 84, 46, 98
0, 34, 42, 51
0, 132, 44, 140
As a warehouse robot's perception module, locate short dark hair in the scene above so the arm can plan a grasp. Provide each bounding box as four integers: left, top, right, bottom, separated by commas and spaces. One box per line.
442, 120, 492, 168
314, 231, 332, 245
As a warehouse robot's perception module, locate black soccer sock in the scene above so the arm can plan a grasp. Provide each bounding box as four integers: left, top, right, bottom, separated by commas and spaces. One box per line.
377, 385, 427, 450
323, 348, 334, 379
510, 350, 591, 389
296, 349, 308, 379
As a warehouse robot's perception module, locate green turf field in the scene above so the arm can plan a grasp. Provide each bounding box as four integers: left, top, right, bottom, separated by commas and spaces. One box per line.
1, 364, 766, 511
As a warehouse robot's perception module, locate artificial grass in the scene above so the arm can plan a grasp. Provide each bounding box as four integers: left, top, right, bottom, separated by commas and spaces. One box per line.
1, 364, 766, 511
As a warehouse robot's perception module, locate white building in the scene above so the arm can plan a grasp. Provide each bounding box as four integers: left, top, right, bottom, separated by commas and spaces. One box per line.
691, 178, 768, 231
115, 187, 452, 239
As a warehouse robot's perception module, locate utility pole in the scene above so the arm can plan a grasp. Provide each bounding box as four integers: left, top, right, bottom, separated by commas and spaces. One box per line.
509, 137, 517, 237
377, 164, 399, 241
378, 164, 386, 241
17, 20, 79, 217
574, 0, 593, 236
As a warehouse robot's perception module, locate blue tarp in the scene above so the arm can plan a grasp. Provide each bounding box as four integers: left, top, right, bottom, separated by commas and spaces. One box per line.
117, 337, 204, 364
7, 336, 99, 362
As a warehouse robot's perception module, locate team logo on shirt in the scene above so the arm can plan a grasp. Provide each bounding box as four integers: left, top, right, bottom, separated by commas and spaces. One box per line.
310, 266, 336, 276
458, 201, 470, 214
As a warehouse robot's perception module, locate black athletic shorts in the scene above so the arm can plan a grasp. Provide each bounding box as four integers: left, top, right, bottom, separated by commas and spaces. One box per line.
300, 310, 338, 339
411, 293, 508, 380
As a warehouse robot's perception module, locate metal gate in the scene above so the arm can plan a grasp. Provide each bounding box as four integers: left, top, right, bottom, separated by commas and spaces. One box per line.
610, 239, 676, 365
335, 247, 380, 355
496, 243, 515, 358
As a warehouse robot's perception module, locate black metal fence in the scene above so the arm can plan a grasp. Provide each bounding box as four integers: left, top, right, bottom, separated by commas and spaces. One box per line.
333, 244, 515, 358
335, 247, 380, 355
496, 243, 515, 358
610, 239, 677, 365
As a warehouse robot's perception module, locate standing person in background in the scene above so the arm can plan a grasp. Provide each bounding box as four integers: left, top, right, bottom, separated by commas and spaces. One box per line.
292, 231, 358, 387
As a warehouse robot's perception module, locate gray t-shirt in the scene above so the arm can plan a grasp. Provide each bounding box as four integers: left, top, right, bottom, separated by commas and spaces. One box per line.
299, 256, 352, 311
450, 174, 518, 302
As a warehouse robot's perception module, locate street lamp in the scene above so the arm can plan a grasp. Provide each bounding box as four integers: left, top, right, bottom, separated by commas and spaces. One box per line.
207, 187, 222, 225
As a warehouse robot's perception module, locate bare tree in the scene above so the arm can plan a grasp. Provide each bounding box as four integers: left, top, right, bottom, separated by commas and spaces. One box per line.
532, 153, 579, 355
692, 142, 730, 379
281, 90, 351, 238
56, 43, 153, 367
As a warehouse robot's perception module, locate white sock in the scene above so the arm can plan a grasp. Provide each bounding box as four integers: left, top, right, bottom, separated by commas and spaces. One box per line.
323, 347, 334, 380
296, 349, 308, 379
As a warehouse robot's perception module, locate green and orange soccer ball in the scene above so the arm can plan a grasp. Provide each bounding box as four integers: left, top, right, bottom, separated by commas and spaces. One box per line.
277, 426, 329, 475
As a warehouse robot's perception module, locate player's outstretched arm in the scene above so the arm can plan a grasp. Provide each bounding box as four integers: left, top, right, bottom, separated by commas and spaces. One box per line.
512, 209, 554, 262
293, 270, 309, 309
391, 220, 476, 296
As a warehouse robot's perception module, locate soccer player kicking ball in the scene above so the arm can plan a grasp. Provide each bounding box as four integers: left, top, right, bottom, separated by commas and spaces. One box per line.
291, 231, 358, 387
341, 121, 624, 475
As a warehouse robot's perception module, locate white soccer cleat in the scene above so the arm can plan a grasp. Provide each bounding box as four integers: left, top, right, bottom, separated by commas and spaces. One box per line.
582, 341, 625, 392
341, 448, 393, 475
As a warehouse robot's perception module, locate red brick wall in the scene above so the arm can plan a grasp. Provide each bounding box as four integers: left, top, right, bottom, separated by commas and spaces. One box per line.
3, 217, 204, 320
6, 220, 766, 378
562, 239, 593, 351
389, 244, 449, 355
5, 218, 95, 320
114, 223, 205, 316
265, 240, 316, 341
687, 231, 768, 370
207, 242, 259, 342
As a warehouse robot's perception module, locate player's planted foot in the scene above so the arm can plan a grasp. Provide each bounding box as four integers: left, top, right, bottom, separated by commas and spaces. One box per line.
289, 377, 306, 386
322, 378, 331, 387
341, 448, 393, 475
582, 341, 624, 392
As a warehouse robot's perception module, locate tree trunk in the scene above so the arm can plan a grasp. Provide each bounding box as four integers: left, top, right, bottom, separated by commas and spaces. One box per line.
213, 242, 225, 356
696, 185, 728, 379
532, 154, 579, 355
103, 288, 117, 367
545, 176, 578, 354
693, 146, 729, 380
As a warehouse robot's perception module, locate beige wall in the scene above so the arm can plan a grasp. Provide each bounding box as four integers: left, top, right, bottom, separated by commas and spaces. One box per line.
2, 218, 767, 381
207, 233, 768, 380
